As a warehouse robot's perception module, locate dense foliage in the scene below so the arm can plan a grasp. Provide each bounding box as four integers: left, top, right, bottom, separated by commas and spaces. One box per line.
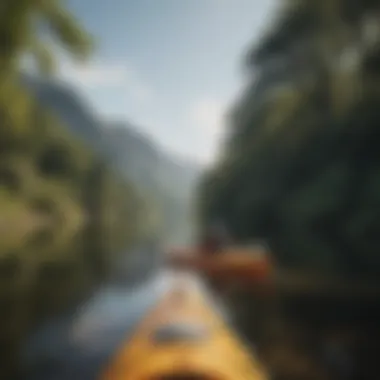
198, 1, 380, 378
0, 1, 145, 377
199, 0, 380, 280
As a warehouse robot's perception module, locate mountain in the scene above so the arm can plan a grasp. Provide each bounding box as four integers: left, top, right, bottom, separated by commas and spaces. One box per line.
24, 75, 200, 245
102, 121, 198, 201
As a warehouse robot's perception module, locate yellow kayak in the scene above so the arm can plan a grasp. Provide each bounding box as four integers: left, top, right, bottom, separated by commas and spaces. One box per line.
100, 276, 268, 380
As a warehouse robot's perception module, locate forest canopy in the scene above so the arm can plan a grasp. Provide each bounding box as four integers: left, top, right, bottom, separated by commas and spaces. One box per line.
198, 0, 380, 280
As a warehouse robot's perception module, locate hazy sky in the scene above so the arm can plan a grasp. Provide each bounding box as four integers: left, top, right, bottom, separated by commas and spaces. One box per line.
60, 0, 276, 165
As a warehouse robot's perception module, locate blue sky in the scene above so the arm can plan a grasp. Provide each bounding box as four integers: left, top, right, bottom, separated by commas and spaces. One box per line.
60, 0, 276, 165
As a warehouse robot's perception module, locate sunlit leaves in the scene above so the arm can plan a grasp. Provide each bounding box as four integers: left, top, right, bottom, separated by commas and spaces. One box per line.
0, 0, 94, 137
39, 0, 94, 61
27, 37, 55, 75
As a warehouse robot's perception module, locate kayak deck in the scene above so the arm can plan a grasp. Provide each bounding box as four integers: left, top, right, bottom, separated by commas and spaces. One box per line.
100, 275, 268, 380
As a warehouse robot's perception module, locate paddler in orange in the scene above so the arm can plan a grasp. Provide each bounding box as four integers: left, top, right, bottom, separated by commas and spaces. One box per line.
198, 221, 232, 256
195, 221, 233, 290
166, 221, 274, 294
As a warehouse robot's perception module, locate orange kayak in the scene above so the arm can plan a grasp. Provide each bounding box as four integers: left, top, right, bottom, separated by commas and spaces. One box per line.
100, 276, 268, 380
166, 246, 274, 286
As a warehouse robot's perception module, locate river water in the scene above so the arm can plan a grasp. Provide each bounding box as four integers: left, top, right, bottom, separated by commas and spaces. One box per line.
21, 269, 173, 380
21, 263, 230, 380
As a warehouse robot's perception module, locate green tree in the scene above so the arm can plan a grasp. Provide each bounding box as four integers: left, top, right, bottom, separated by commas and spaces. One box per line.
198, 3, 380, 379
0, 0, 93, 76
0, 0, 93, 151
199, 0, 380, 277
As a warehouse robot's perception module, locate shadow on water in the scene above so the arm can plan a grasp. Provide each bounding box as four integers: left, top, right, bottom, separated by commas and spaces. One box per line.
20, 266, 173, 380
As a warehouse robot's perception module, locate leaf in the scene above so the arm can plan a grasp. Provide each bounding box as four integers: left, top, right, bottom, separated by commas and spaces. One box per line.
28, 37, 56, 75
39, 0, 94, 61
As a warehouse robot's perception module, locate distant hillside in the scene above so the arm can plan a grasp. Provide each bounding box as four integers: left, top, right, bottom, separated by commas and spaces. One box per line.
24, 75, 200, 244
103, 121, 199, 201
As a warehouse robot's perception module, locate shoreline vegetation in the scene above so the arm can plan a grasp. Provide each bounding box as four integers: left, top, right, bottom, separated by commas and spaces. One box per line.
199, 0, 380, 379
0, 1, 149, 377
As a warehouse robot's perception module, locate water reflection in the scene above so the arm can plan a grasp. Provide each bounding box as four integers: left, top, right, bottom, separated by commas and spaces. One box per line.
21, 270, 173, 380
